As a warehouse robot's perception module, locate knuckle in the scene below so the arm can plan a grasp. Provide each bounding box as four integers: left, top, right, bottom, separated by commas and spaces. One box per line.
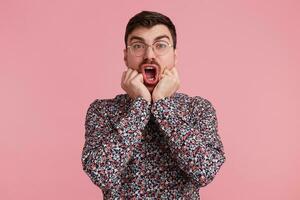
128, 79, 135, 86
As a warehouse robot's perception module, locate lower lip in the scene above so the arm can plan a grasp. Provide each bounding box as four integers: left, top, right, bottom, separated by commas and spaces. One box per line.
145, 77, 157, 84
143, 73, 159, 85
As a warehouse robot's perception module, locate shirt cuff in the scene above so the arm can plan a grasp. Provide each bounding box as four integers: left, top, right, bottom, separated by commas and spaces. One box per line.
151, 96, 181, 127
114, 96, 151, 142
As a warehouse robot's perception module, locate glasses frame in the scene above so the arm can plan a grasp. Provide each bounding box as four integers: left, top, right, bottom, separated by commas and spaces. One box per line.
127, 41, 173, 57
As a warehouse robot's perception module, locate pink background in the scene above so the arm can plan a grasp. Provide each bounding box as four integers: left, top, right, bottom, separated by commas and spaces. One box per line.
1, 0, 299, 199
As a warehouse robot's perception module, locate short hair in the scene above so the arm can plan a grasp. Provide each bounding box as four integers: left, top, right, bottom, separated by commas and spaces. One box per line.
125, 11, 177, 49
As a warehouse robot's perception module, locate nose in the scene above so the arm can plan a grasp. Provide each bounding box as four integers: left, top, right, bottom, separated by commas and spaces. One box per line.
143, 45, 156, 60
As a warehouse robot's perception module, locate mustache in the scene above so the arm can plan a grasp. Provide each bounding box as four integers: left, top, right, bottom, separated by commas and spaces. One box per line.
139, 59, 160, 69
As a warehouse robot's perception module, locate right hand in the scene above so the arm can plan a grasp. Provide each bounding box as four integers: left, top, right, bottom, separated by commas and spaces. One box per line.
121, 68, 151, 102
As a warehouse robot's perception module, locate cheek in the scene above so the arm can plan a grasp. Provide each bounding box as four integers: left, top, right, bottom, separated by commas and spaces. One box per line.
127, 56, 143, 70
161, 55, 176, 70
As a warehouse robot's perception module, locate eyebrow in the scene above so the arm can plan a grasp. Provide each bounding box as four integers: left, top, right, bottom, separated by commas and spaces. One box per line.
129, 34, 171, 43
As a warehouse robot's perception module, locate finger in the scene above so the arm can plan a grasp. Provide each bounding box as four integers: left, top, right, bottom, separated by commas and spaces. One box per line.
121, 71, 126, 82
171, 67, 179, 78
121, 71, 127, 89
162, 67, 167, 74
171, 68, 180, 87
164, 68, 172, 76
135, 73, 144, 83
159, 74, 166, 80
128, 69, 138, 80
170, 67, 176, 74
124, 68, 132, 81
128, 68, 137, 78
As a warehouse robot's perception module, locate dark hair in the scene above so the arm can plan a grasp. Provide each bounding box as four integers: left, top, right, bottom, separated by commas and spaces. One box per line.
125, 11, 177, 49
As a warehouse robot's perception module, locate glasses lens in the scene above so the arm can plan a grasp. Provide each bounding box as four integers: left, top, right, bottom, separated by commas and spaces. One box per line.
131, 42, 145, 56
154, 41, 170, 56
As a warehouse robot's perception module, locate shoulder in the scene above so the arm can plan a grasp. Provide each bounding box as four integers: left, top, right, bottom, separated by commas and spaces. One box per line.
191, 96, 215, 111
174, 92, 213, 107
174, 92, 216, 115
191, 96, 217, 121
86, 93, 130, 117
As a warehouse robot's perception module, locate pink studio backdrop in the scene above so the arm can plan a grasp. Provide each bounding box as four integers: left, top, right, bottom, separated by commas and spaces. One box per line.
1, 0, 299, 199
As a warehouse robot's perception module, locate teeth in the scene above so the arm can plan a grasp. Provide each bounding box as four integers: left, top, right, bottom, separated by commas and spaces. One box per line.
145, 66, 155, 69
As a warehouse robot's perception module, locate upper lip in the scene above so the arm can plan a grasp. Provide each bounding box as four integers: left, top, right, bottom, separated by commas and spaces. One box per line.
140, 63, 159, 73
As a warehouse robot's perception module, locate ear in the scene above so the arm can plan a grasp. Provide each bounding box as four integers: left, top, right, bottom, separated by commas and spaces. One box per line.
123, 48, 128, 67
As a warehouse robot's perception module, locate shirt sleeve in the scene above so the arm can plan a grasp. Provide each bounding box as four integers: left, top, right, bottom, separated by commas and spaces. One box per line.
81, 96, 151, 191
151, 96, 226, 188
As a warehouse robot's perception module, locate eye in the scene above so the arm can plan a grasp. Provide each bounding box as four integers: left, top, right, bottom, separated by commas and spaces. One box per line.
132, 43, 145, 50
155, 42, 168, 49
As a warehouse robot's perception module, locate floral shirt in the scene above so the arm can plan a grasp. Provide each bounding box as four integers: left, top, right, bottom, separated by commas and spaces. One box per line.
81, 92, 226, 199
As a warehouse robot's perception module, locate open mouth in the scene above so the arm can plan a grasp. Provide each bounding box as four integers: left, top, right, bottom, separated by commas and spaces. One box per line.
141, 64, 159, 85
145, 67, 156, 81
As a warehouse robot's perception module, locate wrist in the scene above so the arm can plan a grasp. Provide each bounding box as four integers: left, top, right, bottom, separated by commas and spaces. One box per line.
152, 94, 164, 102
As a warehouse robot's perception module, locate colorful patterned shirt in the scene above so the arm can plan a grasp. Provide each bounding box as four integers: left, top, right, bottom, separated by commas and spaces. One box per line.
81, 92, 226, 199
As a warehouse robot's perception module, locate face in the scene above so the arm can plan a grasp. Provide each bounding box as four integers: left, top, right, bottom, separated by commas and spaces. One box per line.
124, 24, 178, 93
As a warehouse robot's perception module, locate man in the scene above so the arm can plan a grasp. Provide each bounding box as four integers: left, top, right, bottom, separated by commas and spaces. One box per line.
81, 11, 226, 199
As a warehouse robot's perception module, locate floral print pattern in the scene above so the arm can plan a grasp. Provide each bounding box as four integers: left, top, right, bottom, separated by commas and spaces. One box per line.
81, 92, 226, 199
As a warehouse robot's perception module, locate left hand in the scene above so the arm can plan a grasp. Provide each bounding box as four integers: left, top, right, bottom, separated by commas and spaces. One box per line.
152, 67, 180, 102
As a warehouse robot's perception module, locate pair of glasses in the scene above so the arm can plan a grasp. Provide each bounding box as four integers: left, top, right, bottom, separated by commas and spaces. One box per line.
127, 41, 173, 57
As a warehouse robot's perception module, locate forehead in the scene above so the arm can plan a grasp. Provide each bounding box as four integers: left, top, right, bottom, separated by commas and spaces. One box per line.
128, 24, 173, 43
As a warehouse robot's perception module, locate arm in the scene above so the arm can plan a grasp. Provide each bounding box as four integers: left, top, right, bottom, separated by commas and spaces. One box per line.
81, 96, 151, 191
151, 96, 226, 188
